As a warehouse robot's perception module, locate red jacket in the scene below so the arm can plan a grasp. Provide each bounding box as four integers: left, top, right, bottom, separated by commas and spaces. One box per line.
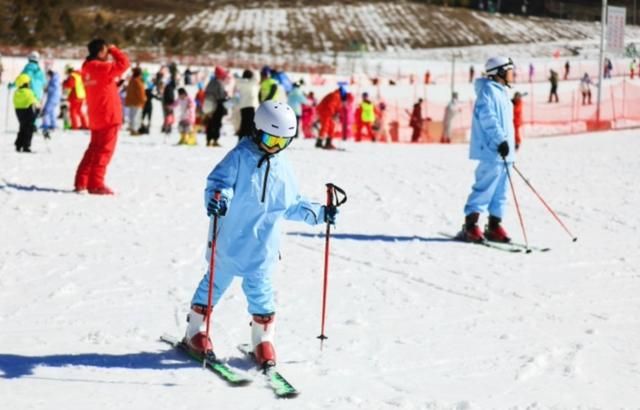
513, 98, 523, 127
316, 89, 342, 118
81, 46, 130, 130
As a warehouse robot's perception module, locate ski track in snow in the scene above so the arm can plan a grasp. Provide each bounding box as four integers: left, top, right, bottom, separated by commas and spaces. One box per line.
1, 81, 640, 408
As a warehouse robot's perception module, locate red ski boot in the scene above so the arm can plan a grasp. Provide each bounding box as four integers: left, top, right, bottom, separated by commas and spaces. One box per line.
458, 212, 485, 243
484, 215, 511, 243
251, 314, 276, 368
184, 305, 213, 354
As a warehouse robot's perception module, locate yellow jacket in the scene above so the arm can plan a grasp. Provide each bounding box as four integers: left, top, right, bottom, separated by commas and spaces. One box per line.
14, 87, 38, 110
361, 101, 375, 123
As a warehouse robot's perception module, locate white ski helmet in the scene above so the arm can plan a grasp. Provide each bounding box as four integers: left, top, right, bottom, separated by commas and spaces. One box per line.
27, 51, 40, 62
254, 100, 297, 138
485, 56, 513, 76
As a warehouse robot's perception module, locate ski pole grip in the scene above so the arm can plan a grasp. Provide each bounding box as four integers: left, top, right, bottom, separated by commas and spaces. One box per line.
325, 183, 347, 208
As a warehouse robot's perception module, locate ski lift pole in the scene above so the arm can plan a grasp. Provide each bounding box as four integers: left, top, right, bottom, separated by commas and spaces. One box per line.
318, 183, 347, 350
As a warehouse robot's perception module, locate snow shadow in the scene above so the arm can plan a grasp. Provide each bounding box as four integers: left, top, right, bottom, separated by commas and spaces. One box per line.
287, 232, 451, 243
0, 181, 75, 194
0, 350, 192, 379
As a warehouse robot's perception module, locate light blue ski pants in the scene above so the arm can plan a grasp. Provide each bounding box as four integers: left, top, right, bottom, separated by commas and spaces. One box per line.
464, 161, 512, 219
191, 269, 275, 315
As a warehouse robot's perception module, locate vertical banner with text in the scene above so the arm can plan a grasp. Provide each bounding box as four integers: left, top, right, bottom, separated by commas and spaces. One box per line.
607, 6, 626, 52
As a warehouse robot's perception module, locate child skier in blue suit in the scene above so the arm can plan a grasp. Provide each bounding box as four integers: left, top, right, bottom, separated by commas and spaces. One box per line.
460, 56, 516, 243
185, 100, 337, 368
41, 70, 61, 139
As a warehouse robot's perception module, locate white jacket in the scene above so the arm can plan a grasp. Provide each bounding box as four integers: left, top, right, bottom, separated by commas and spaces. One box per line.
234, 78, 259, 109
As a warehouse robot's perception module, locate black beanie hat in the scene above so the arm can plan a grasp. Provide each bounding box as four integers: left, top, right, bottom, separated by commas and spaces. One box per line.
87, 38, 107, 59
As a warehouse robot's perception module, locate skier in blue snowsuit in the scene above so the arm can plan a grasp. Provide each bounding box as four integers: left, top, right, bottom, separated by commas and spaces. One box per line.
41, 70, 61, 138
184, 100, 338, 368
460, 56, 516, 243
21, 52, 46, 103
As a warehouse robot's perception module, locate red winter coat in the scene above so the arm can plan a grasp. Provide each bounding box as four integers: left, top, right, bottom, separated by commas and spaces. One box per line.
316, 89, 342, 118
81, 46, 130, 130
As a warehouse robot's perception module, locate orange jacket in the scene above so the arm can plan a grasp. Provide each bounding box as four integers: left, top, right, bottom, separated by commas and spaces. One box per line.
81, 46, 130, 130
125, 76, 147, 108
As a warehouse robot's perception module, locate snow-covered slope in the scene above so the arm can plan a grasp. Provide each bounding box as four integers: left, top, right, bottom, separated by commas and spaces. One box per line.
1, 81, 639, 409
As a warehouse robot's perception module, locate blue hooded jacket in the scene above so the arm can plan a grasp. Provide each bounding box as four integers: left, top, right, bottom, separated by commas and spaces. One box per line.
469, 78, 515, 163
204, 138, 325, 278
21, 61, 46, 102
43, 72, 61, 112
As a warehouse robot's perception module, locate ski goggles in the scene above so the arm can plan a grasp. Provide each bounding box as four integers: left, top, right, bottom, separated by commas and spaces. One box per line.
260, 131, 291, 149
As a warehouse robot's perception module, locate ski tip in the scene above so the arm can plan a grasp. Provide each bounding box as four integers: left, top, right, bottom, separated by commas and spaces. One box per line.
572, 237, 578, 242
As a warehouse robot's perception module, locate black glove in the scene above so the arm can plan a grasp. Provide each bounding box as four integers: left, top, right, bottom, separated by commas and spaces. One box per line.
323, 205, 339, 225
207, 197, 228, 217
497, 141, 510, 158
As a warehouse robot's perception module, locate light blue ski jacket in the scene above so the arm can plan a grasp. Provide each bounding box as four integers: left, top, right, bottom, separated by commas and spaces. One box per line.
21, 61, 46, 102
469, 78, 515, 163
43, 72, 61, 112
204, 138, 325, 278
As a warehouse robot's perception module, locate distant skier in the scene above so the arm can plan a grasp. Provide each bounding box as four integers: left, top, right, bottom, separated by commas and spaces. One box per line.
203, 66, 229, 146
409, 98, 423, 143
580, 73, 593, 105
441, 92, 461, 144
74, 39, 130, 195
548, 69, 559, 103
458, 56, 515, 243
41, 70, 61, 139
233, 69, 258, 139
125, 67, 147, 136
62, 65, 89, 129
161, 70, 177, 135
563, 60, 570, 80
315, 86, 347, 149
355, 92, 376, 142
287, 81, 307, 138
183, 101, 337, 369
20, 51, 46, 103
13, 74, 40, 153
175, 87, 196, 145
512, 91, 524, 150
258, 66, 280, 103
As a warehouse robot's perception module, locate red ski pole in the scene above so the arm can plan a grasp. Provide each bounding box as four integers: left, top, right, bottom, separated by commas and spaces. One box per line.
504, 160, 531, 253
318, 183, 347, 350
512, 164, 578, 242
203, 191, 221, 365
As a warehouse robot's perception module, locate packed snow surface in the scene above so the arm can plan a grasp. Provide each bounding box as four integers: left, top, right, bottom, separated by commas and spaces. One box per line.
1, 85, 639, 408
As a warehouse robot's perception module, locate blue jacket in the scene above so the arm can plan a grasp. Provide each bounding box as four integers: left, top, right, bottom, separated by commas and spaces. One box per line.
204, 138, 325, 278
469, 78, 515, 163
287, 87, 307, 116
22, 61, 46, 102
43, 72, 61, 112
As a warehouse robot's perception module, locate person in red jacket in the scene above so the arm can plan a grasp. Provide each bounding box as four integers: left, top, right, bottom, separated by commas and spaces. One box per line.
512, 92, 523, 150
74, 39, 130, 195
315, 86, 346, 150
409, 98, 423, 143
62, 65, 89, 129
